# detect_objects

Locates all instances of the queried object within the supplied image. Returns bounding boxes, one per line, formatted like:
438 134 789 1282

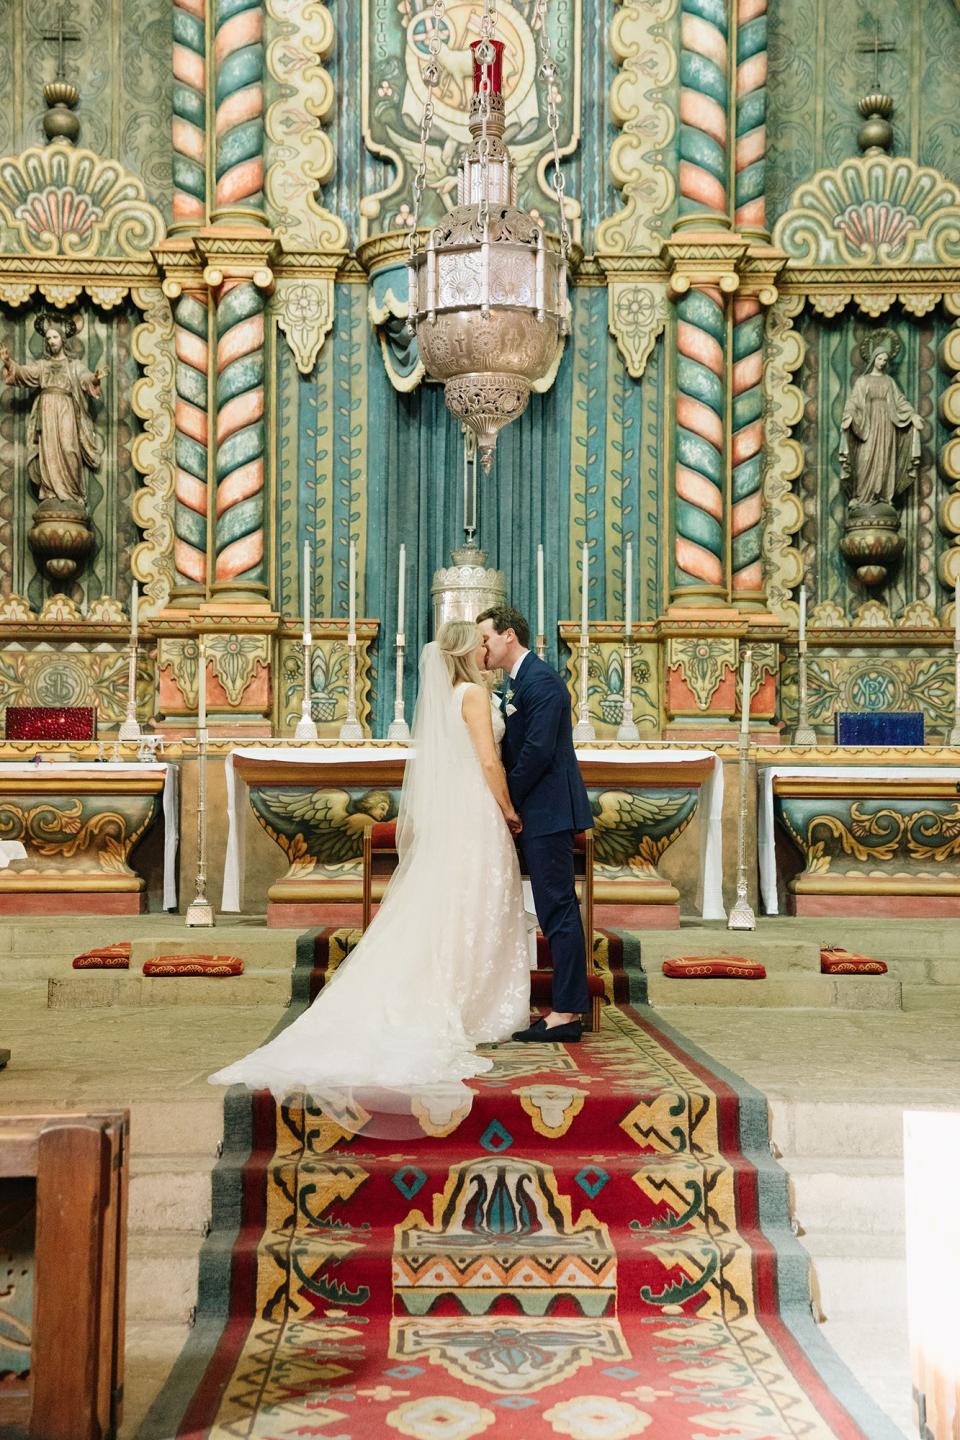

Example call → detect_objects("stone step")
127 1230 203 1324
129 1154 214 1235
769 1097 956 1160
785 1156 905 1237
817 1316 913 1440
47 971 293 1009
128 1097 226 1157
800 1229 906 1323
2 933 299 981
121 1321 193 1440
901 983 960 1012
644 972 902 1010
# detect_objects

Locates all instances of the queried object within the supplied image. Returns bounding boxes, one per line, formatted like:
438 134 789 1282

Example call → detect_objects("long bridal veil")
210 641 529 1139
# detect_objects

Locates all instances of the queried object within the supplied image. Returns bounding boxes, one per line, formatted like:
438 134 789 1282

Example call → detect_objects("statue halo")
859 328 902 366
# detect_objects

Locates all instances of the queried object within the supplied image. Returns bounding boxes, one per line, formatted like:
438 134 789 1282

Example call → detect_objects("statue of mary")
839 331 923 513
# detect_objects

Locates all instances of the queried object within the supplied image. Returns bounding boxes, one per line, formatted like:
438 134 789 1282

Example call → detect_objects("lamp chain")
408 0 446 258
475 0 497 236
532 0 569 260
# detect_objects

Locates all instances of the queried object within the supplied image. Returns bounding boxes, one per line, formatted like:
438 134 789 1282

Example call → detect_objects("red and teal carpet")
144 929 902 1440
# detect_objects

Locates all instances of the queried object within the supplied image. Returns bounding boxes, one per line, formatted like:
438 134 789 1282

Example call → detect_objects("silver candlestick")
616 635 641 742
572 639 596 744
185 724 214 927
728 646 756 931
949 647 960 746
118 637 142 741
294 638 319 741
339 634 364 742
536 632 546 661
387 632 411 741
793 637 818 746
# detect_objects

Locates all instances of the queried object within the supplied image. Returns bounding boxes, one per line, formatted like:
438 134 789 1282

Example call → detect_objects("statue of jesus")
0 314 108 509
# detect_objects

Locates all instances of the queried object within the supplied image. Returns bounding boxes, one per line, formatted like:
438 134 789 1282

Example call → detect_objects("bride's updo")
436 619 485 688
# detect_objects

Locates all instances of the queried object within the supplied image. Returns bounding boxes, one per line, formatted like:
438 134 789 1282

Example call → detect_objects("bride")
209 619 531 1103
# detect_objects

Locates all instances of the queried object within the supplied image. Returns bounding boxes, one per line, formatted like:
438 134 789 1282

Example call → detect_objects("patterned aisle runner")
145 938 900 1440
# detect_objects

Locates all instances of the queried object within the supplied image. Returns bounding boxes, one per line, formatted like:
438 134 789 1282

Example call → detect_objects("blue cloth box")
833 711 925 745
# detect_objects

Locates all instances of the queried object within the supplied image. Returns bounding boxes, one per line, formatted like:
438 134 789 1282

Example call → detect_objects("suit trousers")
520 829 589 1015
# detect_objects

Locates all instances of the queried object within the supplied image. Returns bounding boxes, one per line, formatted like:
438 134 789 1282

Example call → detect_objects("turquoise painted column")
672 284 727 601
173 289 210 597
678 0 730 225
735 0 768 235
212 0 265 223
171 0 206 228
731 296 765 604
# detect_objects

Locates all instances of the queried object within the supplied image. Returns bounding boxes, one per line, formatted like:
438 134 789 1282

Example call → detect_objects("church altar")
0 762 178 913
760 763 960 917
222 746 725 928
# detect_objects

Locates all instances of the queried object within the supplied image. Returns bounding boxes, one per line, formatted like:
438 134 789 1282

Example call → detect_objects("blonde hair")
436 618 484 687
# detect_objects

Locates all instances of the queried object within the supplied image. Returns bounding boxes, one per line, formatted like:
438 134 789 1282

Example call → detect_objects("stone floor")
4 912 959 1438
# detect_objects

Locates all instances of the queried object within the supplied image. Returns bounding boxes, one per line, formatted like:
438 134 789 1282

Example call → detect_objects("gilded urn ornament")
838 330 922 586
406 4 570 474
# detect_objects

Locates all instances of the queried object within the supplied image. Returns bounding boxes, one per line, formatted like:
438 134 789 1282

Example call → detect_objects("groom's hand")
505 807 523 834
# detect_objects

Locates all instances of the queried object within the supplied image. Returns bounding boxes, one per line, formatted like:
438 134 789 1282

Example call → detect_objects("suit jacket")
501 653 593 839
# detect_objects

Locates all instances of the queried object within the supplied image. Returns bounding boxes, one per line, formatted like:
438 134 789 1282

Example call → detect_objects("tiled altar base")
4 914 960 1438
789 892 960 918
268 901 682 929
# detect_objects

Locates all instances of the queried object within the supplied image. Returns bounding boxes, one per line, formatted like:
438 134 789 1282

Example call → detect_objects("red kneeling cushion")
820 946 888 975
143 954 245 977
662 955 766 979
370 821 398 849
72 942 131 970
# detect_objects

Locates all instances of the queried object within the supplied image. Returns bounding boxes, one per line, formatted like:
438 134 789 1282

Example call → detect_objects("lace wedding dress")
210 651 530 1106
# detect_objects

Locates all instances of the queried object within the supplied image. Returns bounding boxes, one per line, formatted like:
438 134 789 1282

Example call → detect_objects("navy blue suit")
501 653 593 1015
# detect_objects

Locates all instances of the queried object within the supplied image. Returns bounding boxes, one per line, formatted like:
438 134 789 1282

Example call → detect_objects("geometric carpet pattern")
144 932 900 1440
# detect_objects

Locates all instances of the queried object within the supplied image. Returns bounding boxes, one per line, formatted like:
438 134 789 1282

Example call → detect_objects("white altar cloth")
0 762 179 909
758 764 960 915
222 746 725 920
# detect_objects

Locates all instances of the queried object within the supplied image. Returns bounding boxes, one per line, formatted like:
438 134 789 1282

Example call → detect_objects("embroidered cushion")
820 946 888 975
142 954 244 977
662 955 766 979
72 942 131 970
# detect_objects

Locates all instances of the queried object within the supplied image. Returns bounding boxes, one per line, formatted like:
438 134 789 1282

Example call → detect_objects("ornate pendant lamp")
406 0 570 475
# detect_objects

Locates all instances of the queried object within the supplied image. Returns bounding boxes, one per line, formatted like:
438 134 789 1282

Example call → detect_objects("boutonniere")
504 686 517 716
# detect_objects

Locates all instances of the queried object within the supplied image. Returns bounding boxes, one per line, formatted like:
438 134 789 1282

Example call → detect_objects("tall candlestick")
397 544 406 637
740 648 752 736
197 639 206 731
348 539 357 638
624 543 633 635
580 541 589 639
302 541 311 645
537 543 545 640
130 580 138 643
799 583 806 646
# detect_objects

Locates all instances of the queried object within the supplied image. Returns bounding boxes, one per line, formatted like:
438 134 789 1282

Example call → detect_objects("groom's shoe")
512 1018 583 1043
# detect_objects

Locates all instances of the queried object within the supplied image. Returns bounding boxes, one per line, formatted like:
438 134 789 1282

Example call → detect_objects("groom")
478 605 593 1042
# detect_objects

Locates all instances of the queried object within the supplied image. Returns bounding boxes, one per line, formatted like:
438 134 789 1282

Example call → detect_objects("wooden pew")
0 1111 128 1440
362 823 601 1030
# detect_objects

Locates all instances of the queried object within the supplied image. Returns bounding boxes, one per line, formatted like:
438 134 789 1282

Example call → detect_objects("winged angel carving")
590 790 696 873
250 788 397 873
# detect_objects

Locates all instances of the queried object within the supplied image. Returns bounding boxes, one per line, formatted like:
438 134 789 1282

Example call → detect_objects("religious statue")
0 313 107 509
838 331 923 587
839 332 922 511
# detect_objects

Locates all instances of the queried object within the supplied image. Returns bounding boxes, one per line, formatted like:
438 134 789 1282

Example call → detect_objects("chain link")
408 0 447 259
475 0 498 235
532 0 570 260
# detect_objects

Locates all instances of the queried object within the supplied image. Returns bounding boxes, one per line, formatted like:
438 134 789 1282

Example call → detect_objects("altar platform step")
643 971 902 1009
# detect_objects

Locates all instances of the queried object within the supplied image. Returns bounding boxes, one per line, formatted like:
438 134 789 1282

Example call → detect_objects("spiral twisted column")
735 0 768 234
673 284 727 599
678 0 730 224
213 0 265 222
173 290 211 595
214 279 266 593
731 296 765 602
172 0 206 228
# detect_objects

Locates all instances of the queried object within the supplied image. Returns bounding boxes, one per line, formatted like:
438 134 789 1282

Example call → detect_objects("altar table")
222 746 725 926
760 764 960 917
0 762 178 913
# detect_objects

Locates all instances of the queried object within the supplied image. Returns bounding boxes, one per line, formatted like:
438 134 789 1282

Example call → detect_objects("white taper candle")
740 649 752 736
624 543 633 635
130 580 138 643
580 541 589 640
397 543 406 637
799 583 806 645
302 541 311 646
197 639 206 730
348 539 357 638
537 544 544 638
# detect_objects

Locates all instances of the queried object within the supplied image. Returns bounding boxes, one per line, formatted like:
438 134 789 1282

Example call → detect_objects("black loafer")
513 1020 583 1043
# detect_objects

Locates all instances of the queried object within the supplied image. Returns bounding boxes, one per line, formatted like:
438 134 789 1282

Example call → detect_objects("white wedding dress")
210 651 531 1108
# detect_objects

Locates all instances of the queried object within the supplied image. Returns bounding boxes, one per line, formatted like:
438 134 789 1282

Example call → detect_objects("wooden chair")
0 1111 128 1440
361 822 600 1029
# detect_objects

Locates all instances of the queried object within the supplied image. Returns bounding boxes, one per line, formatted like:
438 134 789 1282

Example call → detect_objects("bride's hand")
504 806 522 834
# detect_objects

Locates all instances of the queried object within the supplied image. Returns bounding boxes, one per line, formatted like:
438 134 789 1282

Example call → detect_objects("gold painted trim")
792 876 960 896
774 778 960 799
0 775 166 794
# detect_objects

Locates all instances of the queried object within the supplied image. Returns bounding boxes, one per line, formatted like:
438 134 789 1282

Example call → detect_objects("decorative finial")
41 4 82 144
857 93 894 156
